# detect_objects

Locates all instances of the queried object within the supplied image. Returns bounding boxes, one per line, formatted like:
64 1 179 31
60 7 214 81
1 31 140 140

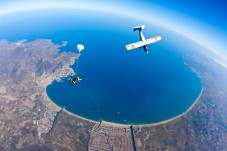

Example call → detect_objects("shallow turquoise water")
0 10 202 124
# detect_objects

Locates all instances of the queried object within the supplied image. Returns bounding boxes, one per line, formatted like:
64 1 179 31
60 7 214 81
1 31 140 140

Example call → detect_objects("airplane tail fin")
133 25 145 31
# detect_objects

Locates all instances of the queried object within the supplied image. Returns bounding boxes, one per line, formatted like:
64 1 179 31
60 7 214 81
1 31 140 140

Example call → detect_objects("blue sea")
0 10 202 124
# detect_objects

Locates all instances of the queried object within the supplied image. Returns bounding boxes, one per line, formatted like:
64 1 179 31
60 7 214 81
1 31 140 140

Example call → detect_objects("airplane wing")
145 36 162 45
126 41 145 50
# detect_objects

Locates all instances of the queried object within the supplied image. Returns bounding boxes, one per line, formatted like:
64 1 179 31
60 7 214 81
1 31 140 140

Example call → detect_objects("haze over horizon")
0 0 226 68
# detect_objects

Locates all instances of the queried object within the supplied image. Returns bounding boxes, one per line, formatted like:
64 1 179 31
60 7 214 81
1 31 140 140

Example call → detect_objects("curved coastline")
45 46 204 127
47 86 203 127
140 87 203 127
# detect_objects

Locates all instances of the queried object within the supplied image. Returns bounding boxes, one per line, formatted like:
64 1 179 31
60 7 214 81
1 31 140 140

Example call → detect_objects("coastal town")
0 39 227 150
88 121 134 151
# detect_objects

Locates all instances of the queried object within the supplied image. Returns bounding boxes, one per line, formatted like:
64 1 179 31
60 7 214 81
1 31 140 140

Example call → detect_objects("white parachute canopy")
77 44 84 53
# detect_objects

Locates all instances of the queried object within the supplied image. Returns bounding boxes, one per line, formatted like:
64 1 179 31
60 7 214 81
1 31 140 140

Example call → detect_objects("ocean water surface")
0 10 202 124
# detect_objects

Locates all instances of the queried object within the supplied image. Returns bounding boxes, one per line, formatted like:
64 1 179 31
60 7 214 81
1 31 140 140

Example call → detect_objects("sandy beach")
63 108 96 123
56 87 204 128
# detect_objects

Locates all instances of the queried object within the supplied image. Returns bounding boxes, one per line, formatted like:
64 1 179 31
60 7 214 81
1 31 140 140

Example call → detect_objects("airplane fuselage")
138 29 148 54
139 30 146 42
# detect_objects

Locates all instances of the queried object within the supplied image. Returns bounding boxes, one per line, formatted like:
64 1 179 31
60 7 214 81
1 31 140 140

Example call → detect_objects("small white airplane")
126 25 161 54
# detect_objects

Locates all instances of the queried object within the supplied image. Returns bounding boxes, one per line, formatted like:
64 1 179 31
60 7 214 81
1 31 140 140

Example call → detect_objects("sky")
142 0 227 32
0 0 227 67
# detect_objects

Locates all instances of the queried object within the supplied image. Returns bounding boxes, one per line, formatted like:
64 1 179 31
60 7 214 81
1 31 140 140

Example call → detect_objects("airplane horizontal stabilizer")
133 25 145 31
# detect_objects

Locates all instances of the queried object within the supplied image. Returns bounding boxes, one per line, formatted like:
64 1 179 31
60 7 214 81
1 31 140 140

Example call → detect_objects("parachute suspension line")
75 44 84 76
75 52 80 75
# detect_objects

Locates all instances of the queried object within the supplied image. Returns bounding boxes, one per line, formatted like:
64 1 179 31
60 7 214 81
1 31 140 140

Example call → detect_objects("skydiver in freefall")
69 77 82 84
